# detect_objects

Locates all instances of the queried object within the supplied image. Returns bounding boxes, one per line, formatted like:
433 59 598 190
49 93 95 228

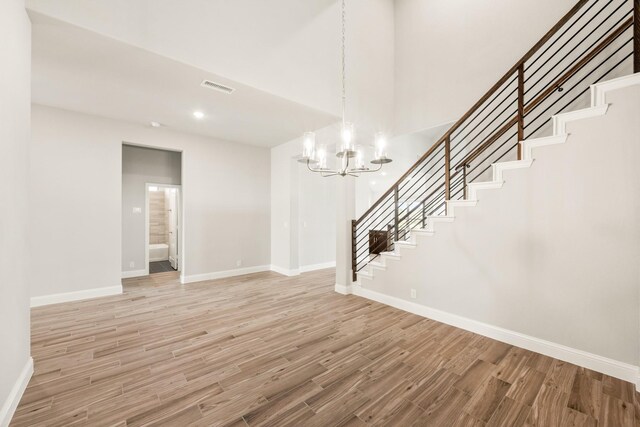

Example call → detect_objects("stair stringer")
353 73 640 383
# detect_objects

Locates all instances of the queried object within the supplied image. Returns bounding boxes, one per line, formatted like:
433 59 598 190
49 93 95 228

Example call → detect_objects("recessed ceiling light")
381 171 387 176
150 121 161 128
193 111 205 119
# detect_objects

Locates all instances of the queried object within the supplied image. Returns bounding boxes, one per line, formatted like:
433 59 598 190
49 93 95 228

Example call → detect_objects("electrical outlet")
410 289 417 299
132 207 142 214
129 261 135 268
236 260 242 267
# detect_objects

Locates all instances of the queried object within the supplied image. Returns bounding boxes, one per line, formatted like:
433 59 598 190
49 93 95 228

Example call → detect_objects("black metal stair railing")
352 0 638 281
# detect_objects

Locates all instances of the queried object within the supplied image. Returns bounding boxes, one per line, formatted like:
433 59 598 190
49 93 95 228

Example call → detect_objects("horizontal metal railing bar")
450 85 517 153
399 169 448 209
525 0 599 75
525 0 618 82
454 116 519 170
525 3 629 98
397 156 446 200
449 93 517 166
395 159 445 202
450 75 518 141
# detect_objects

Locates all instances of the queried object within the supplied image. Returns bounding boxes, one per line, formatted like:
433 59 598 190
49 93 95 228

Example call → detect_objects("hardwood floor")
12 269 639 426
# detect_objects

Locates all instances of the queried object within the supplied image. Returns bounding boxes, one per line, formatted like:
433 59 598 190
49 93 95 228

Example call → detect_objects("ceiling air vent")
201 80 235 94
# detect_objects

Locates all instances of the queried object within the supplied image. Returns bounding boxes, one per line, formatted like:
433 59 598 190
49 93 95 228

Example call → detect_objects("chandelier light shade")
372 132 392 164
299 0 392 177
301 132 316 161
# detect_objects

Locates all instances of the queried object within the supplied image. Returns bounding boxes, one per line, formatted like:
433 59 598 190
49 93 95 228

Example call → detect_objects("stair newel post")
635 0 639 73
421 202 426 228
351 219 357 282
517 64 525 160
393 187 399 242
444 136 451 214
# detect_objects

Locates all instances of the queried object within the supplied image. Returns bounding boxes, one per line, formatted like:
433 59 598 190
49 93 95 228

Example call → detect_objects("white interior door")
168 188 179 270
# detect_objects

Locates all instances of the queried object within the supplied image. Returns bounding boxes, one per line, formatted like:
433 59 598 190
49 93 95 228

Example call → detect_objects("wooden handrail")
355 0 590 225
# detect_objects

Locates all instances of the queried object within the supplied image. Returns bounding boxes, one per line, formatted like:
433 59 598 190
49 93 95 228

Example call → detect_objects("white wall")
0 0 32 423
270 125 338 274
361 83 640 368
394 0 576 135
122 145 181 273
30 105 270 298
26 0 395 132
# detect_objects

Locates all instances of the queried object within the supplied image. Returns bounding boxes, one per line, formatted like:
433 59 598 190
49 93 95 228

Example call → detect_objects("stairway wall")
363 84 640 367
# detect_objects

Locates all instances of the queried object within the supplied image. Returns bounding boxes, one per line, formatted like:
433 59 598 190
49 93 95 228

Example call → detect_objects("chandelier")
298 0 392 177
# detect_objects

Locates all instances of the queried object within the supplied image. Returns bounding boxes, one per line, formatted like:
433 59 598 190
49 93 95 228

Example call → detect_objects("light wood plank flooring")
12 269 639 426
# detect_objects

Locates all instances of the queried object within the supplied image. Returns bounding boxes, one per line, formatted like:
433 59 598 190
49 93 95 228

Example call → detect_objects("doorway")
146 183 182 275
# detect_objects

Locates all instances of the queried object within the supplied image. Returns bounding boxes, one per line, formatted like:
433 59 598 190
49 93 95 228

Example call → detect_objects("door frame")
145 183 183 274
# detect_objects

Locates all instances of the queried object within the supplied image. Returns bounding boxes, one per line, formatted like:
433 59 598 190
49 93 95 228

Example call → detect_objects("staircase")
349 0 640 386
352 0 639 280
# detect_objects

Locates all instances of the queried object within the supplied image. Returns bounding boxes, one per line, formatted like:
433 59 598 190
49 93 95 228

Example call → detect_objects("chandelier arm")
307 158 329 173
350 163 383 174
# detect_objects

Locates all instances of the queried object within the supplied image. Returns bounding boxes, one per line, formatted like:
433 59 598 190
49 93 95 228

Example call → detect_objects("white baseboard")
30 285 123 308
270 265 300 277
334 283 352 295
300 261 336 273
181 265 271 284
121 269 148 279
0 357 33 427
270 262 336 277
149 257 168 263
353 286 639 385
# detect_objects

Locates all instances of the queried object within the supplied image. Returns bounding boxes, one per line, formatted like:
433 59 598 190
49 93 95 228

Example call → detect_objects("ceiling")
30 12 339 147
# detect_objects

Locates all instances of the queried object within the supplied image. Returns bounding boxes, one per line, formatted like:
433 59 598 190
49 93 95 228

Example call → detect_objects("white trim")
121 269 148 279
353 286 639 384
30 285 123 308
334 283 352 295
269 265 300 277
552 104 608 135
300 261 336 273
591 72 640 107
0 357 33 427
180 265 271 284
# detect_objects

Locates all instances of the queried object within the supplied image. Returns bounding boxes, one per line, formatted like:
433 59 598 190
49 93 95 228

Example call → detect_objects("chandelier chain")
341 0 346 126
